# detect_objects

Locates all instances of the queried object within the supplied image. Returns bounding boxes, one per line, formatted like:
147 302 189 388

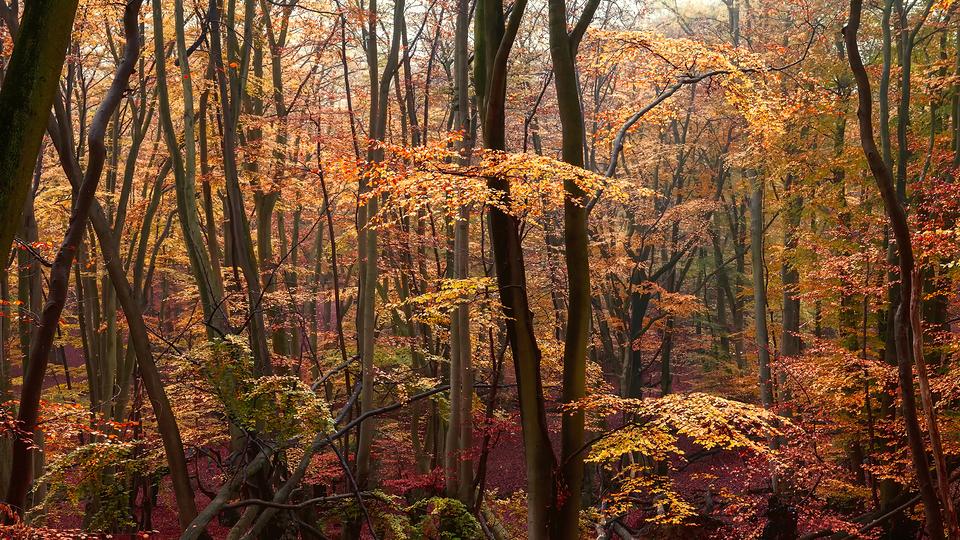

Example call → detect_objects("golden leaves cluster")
367 137 632 227
580 392 789 524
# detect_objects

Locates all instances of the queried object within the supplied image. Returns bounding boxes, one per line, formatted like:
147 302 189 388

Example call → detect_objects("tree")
843 0 955 536
547 0 600 535
0 0 80 264
5 0 143 516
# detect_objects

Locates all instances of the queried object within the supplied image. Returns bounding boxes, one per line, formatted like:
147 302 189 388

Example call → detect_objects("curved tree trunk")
476 0 557 536
151 0 230 335
6 0 142 515
843 3 946 537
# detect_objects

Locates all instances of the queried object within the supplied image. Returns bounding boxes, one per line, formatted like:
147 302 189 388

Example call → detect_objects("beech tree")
0 0 79 264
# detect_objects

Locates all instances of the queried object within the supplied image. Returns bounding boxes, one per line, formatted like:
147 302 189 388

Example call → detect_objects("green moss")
407 497 483 540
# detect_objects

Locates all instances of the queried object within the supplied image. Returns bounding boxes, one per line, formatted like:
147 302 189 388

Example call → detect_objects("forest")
0 0 958 537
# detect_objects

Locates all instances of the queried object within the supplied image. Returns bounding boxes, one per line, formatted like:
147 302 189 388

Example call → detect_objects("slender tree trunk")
476 0 556 536
547 0 600 535
198 74 226 307
0 269 10 496
209 0 272 376
355 0 405 506
843 4 946 537
446 0 474 503
780 176 801 409
152 0 229 335
953 27 959 166
750 176 773 409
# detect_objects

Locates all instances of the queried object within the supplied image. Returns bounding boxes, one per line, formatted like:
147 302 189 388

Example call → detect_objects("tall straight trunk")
399 16 422 147
859 7 903 516
750 178 773 408
953 27 959 166
15 166 45 507
280 210 302 358
660 316 675 395
894 0 910 200
723 201 748 369
446 0 474 503
247 33 286 359
152 0 229 334
453 210 474 503
100 274 119 419
0 269 10 496
355 0 406 495
712 233 737 366
879 0 894 172
547 0 599 536
209 0 272 376
445 214 466 495
476 0 557 536
843 3 946 537
198 74 226 300
0 0 79 263
780 176 801 409
260 0 296 357
6 0 142 514
77 244 101 411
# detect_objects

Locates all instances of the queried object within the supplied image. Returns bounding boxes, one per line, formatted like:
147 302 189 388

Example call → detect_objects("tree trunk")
547 0 599 534
209 0 272 376
780 176 801 409
446 0 475 503
476 0 556 536
843 3 946 537
6 0 142 515
355 0 405 504
0 0 80 263
152 0 229 335
750 177 773 409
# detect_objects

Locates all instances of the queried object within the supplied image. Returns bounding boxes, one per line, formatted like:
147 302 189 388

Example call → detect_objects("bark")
355 0 405 500
476 0 557 536
910 271 959 536
0 269 10 495
547 0 600 535
208 0 272 376
198 73 226 317
16 163 45 507
6 0 142 514
152 0 229 334
750 177 773 409
780 178 801 366
954 27 959 166
260 1 296 358
780 176 801 412
446 0 475 503
843 3 946 537
0 0 79 263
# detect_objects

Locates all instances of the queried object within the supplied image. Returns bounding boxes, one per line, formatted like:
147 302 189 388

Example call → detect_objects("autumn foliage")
0 0 958 538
